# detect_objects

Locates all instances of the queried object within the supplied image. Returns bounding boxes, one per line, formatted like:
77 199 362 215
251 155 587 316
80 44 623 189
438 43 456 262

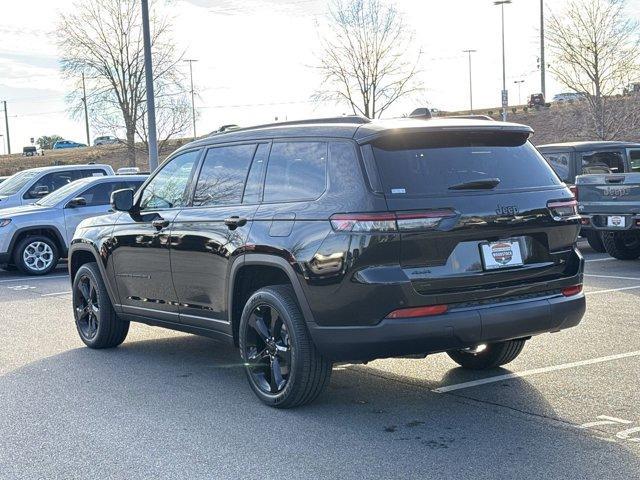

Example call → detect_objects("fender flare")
68 242 121 311
8 225 68 258
228 253 317 332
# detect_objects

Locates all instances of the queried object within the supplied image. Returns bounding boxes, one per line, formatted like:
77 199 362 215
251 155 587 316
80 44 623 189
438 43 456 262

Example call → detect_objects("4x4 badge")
496 204 519 216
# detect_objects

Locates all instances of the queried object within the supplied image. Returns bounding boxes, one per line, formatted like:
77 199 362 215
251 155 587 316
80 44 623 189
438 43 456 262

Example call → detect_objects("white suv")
0 164 114 210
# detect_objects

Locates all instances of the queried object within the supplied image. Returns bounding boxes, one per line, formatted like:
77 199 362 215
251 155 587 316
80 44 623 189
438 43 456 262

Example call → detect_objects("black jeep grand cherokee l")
69 116 585 408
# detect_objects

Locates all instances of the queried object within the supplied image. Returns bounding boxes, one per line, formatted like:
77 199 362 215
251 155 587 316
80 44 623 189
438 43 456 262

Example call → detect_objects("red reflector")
547 199 577 209
580 217 590 225
386 304 448 319
562 285 583 297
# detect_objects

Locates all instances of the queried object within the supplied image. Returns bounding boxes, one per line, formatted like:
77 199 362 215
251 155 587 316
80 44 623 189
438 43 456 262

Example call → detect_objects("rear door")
369 129 579 302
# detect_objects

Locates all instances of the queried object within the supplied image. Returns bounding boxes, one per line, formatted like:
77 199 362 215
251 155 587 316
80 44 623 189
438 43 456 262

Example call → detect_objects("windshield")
0 170 39 196
35 179 89 207
372 131 561 196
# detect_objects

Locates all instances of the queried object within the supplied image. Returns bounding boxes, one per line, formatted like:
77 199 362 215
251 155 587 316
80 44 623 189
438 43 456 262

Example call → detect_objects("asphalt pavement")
0 243 639 479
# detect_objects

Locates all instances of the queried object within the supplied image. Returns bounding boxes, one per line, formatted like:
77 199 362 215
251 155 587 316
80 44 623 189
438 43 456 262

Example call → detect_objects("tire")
239 285 332 408
13 235 60 275
72 262 129 348
602 231 640 260
447 339 526 370
585 230 606 253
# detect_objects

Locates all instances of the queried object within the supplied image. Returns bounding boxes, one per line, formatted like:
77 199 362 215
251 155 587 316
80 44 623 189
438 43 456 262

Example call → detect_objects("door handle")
224 216 247 230
152 218 170 230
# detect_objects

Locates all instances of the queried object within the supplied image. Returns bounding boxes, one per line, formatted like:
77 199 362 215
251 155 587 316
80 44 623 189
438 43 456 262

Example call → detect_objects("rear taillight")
569 185 578 201
547 199 578 220
386 304 448 319
561 285 583 297
330 210 456 233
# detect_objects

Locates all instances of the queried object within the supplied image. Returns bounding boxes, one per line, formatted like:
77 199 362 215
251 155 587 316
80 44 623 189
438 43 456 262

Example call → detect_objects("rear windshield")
371 131 561 196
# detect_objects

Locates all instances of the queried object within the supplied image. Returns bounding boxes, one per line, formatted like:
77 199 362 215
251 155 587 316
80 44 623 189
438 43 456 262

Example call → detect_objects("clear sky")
1 0 639 150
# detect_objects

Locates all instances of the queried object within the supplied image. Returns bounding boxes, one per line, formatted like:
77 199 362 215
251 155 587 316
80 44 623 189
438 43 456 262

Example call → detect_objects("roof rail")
443 115 495 121
210 115 371 136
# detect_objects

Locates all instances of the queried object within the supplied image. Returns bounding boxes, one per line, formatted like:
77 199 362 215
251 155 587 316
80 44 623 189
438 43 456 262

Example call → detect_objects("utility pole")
81 73 91 146
141 0 159 171
2 101 10 155
463 49 477 112
184 59 198 139
494 0 512 121
514 79 525 105
540 0 546 98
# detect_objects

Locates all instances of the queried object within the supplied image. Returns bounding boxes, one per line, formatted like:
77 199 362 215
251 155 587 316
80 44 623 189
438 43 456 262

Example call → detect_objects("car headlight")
0 219 11 227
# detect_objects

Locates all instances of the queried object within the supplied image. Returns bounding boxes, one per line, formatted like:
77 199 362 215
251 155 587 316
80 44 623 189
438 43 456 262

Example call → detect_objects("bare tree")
314 0 422 118
56 0 189 166
547 0 640 139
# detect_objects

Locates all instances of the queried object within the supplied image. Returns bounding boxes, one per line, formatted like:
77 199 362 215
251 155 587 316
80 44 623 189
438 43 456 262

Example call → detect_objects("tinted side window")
25 170 80 198
79 181 143 207
242 143 269 204
193 144 255 207
543 153 570 181
139 150 199 210
629 149 640 172
263 142 327 202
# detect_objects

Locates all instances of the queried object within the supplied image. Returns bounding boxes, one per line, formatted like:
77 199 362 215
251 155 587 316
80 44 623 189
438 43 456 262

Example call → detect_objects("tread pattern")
585 230 606 253
602 232 640 260
240 285 332 408
447 339 526 370
74 262 129 349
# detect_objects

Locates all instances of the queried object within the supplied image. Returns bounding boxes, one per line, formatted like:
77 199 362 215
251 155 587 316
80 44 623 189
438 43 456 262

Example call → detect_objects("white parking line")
585 274 640 281
585 285 640 295
585 257 617 263
0 274 68 283
40 291 72 297
432 350 640 394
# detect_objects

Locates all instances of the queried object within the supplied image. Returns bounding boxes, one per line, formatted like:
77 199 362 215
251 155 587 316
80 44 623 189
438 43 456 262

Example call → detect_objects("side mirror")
67 197 87 208
29 186 49 197
111 188 134 212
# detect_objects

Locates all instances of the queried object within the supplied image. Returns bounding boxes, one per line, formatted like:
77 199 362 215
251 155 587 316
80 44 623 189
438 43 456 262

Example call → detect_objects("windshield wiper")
448 178 501 190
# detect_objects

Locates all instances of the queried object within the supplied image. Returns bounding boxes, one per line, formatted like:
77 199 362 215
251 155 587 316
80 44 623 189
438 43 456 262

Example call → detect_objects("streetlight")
514 79 525 105
540 0 546 98
494 0 512 121
183 59 198 139
462 49 477 112
141 0 158 171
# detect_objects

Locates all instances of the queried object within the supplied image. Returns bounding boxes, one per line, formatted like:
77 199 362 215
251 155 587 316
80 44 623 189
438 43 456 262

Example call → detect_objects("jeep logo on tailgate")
496 204 519 216
602 186 630 197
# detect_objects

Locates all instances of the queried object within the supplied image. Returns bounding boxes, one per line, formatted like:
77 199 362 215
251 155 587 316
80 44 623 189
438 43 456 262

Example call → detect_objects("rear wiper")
448 178 501 190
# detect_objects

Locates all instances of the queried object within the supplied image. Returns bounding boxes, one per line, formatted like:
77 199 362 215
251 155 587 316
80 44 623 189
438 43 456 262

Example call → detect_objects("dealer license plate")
480 239 524 270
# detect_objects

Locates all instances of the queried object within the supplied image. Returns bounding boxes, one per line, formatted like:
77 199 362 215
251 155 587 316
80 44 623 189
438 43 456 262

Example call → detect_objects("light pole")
184 59 198 139
141 0 158 171
494 0 512 121
514 79 525 105
540 0 546 98
462 49 477 112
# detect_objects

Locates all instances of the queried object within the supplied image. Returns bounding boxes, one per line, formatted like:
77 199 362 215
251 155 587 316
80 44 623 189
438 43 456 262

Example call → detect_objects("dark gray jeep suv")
68 116 586 408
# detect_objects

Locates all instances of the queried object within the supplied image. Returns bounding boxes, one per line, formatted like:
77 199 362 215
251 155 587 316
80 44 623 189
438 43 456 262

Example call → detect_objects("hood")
0 203 56 220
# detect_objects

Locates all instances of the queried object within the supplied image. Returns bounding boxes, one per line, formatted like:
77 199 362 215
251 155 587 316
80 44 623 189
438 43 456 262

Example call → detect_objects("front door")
110 150 200 322
171 142 268 330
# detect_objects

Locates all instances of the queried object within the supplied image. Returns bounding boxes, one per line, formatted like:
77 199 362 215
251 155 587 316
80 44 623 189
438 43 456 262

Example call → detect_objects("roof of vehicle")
13 164 114 174
179 116 534 152
71 174 148 186
538 141 640 151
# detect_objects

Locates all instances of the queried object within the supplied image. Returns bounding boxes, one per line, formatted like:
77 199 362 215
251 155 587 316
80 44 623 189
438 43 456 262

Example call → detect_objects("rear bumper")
580 214 640 231
308 293 586 362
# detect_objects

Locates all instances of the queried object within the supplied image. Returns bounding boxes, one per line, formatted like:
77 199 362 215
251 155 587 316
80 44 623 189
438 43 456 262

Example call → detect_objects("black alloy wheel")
243 303 292 394
74 274 100 341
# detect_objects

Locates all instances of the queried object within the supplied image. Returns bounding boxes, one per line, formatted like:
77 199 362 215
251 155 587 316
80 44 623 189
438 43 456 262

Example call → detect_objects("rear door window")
372 131 561 196
581 151 625 174
628 149 640 172
192 144 256 207
542 152 570 182
263 142 327 202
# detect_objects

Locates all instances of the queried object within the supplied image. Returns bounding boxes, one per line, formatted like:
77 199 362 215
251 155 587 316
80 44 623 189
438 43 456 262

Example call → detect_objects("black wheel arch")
68 243 121 312
8 226 68 259
229 254 318 346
